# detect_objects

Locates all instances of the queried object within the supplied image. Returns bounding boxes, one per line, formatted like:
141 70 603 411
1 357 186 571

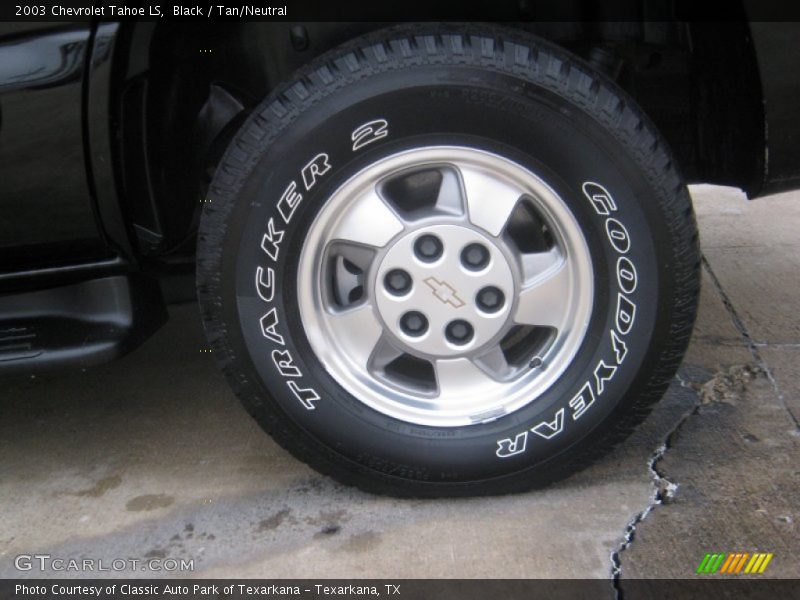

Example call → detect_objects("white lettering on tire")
568 382 596 421
496 180 640 458
351 119 389 152
301 153 332 191
255 266 275 303
495 431 528 458
581 181 617 215
531 408 565 440
260 219 285 262
253 151 333 410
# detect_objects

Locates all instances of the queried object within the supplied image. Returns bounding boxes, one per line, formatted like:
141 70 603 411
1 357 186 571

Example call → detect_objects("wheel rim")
297 146 593 427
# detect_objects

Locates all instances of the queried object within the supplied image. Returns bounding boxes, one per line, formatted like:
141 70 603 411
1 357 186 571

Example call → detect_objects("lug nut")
476 286 505 313
461 243 490 271
384 269 412 295
414 234 443 262
445 319 474 345
400 311 428 337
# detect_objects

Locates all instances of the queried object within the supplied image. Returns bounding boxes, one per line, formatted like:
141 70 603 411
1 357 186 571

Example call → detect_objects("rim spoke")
434 356 498 399
332 187 404 247
514 260 571 329
460 165 523 236
368 335 406 372
520 248 563 284
326 303 383 369
474 344 513 380
434 167 466 216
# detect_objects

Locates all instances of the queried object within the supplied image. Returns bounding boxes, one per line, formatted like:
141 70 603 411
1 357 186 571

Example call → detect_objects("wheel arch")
109 12 765 262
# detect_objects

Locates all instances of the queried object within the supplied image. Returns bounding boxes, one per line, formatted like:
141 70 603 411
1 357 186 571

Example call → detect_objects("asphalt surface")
0 185 798 587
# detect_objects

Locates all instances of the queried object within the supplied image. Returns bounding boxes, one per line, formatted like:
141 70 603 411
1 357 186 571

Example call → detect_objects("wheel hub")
374 224 515 358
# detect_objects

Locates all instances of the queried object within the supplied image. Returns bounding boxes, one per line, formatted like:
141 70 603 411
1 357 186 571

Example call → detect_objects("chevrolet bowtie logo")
423 277 465 308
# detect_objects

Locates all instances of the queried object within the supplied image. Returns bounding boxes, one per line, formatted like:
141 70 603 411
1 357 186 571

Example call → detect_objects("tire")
197 24 700 497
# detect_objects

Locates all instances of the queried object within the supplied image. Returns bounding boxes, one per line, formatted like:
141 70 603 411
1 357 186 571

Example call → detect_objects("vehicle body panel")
0 23 107 272
746 21 800 194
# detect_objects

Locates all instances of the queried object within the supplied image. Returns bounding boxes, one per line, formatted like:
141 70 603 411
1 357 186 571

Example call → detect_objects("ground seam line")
701 255 800 431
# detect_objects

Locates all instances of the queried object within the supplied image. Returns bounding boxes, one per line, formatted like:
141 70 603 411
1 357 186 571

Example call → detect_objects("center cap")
374 224 515 358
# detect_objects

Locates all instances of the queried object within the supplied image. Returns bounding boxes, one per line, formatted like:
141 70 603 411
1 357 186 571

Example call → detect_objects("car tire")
197 24 700 497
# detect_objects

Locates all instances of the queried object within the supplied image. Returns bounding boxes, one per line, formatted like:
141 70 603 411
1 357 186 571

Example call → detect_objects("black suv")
1 14 797 496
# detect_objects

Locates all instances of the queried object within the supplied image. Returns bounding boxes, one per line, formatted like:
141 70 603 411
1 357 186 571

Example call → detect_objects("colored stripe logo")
697 552 773 574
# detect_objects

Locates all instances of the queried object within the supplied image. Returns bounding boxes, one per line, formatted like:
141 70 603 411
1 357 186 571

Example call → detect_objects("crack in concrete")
609 375 696 599
611 252 798 596
611 364 771 594
701 256 800 432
